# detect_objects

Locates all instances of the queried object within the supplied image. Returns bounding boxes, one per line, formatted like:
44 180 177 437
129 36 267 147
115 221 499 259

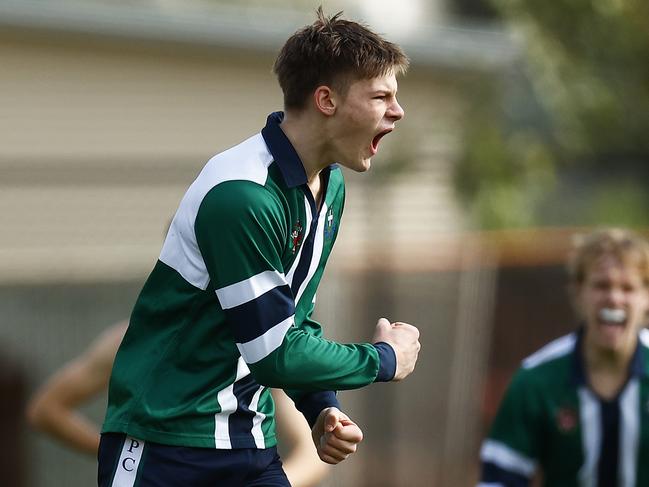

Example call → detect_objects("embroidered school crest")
290 220 304 254
324 207 337 241
555 407 578 433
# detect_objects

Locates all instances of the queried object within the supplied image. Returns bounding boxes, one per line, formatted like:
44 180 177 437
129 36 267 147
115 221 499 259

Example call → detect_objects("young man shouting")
99 8 420 487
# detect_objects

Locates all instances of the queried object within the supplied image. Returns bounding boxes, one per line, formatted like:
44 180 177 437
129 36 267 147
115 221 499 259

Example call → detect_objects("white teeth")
599 308 626 323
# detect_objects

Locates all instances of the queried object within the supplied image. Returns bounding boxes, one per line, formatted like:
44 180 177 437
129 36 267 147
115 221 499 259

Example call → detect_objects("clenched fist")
311 407 363 465
372 318 420 381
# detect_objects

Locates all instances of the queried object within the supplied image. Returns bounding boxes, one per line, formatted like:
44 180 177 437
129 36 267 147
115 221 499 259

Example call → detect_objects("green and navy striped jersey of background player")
102 112 395 450
479 327 649 487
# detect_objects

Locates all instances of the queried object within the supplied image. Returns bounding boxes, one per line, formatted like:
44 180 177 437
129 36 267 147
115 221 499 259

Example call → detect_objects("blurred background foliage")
455 0 649 229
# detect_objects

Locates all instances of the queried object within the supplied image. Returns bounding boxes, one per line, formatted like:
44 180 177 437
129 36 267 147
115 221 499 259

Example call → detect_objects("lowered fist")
311 407 363 465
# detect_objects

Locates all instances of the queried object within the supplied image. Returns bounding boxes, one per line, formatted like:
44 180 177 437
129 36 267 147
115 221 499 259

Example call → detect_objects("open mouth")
371 129 392 154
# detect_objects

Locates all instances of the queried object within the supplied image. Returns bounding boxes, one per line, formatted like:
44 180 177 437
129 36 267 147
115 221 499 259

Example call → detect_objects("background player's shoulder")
521 332 577 371
507 334 577 396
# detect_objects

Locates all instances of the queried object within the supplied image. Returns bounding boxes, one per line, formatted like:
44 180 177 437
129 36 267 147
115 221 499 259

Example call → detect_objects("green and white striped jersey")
479 328 649 487
102 112 395 450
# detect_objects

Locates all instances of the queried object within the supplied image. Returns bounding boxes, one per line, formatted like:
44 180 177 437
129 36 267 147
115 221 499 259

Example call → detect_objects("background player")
479 228 649 486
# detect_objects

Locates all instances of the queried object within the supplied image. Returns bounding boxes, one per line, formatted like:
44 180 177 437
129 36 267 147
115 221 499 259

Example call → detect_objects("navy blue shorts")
98 433 290 487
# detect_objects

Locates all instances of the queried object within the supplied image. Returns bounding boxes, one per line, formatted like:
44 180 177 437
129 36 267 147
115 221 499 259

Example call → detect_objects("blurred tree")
498 0 649 155
455 0 649 229
449 0 499 21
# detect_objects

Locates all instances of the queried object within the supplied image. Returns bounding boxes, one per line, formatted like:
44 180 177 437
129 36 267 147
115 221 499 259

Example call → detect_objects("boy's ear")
313 86 337 116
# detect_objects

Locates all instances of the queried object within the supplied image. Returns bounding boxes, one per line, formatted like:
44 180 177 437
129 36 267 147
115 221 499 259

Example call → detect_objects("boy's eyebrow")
371 88 397 96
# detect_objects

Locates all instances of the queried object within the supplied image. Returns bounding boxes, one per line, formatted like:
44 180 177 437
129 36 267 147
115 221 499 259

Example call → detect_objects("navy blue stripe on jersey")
290 217 319 297
288 167 331 298
481 462 530 487
598 399 620 486
226 284 294 343
629 339 645 376
229 375 261 449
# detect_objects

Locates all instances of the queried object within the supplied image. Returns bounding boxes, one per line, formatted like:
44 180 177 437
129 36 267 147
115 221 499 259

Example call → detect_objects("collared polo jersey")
479 328 649 487
102 112 395 450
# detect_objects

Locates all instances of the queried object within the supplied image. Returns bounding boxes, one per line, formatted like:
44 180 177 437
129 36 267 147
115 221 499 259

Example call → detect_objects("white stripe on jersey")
160 216 211 291
522 333 576 370
236 315 294 364
619 379 640 487
215 269 288 309
249 387 268 449
480 439 536 478
160 133 273 290
292 201 328 306
577 387 601 487
214 358 250 448
111 436 145 487
477 483 505 487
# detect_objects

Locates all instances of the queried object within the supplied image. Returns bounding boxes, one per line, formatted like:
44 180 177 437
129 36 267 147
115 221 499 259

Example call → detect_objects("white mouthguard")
599 308 626 323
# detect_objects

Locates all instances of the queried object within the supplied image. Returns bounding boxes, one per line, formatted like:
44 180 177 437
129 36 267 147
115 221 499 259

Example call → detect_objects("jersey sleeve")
195 181 387 406
280 304 339 419
478 368 542 487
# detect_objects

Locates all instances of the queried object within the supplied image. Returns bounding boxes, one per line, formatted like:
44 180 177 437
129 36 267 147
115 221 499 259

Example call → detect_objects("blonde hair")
568 228 649 286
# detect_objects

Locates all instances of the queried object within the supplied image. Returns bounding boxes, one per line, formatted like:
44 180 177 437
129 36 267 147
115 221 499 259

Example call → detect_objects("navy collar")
571 326 647 387
261 112 308 188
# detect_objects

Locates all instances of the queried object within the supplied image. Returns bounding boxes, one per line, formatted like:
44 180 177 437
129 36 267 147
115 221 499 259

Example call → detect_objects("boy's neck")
280 111 330 187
